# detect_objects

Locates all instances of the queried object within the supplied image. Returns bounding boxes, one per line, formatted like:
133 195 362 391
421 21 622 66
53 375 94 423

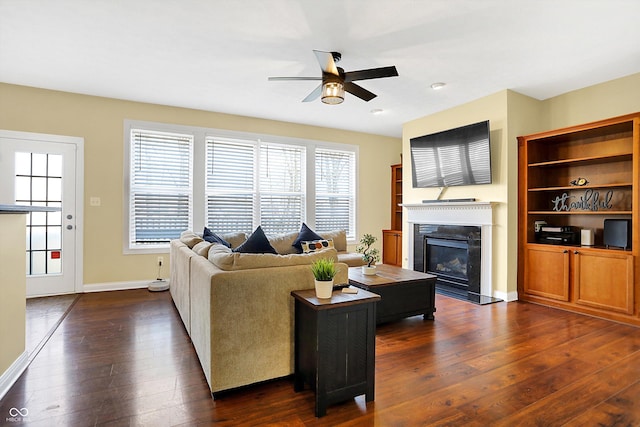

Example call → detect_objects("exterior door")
0 130 83 297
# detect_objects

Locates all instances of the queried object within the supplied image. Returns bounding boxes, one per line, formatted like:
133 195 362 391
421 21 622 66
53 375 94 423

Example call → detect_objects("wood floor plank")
2 290 639 426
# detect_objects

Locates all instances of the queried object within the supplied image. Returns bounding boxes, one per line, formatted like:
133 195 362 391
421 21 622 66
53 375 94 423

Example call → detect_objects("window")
315 148 356 234
127 129 193 250
206 138 306 235
124 120 357 252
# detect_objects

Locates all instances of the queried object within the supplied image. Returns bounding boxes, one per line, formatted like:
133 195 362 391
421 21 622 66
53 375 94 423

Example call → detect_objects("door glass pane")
31 227 46 250
32 153 47 175
15 152 31 175
48 155 62 176
47 177 62 200
47 252 62 274
15 176 31 201
31 177 47 201
48 211 62 225
48 226 61 249
31 211 47 226
31 252 46 275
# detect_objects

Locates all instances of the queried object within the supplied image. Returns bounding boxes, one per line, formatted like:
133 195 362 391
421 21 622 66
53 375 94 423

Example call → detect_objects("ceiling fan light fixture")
321 81 345 105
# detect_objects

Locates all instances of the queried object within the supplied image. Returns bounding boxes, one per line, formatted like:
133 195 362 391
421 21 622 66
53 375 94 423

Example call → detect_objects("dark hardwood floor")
25 294 78 360
2 289 640 426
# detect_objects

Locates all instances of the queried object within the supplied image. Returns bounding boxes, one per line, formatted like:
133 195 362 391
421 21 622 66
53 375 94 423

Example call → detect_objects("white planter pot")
362 265 377 275
314 279 334 299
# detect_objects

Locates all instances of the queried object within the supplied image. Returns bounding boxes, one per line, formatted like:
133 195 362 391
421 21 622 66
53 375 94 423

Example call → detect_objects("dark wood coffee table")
348 264 437 324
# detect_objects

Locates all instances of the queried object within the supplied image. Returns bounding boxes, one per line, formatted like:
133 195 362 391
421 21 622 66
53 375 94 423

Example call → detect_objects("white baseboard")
83 280 151 293
494 290 519 302
0 351 28 401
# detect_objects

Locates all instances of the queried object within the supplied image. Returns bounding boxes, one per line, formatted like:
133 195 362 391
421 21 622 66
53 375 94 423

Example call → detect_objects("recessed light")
370 108 384 115
430 82 446 90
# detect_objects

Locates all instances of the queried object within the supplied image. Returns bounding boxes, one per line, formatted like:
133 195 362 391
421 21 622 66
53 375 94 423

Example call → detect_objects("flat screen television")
410 120 492 188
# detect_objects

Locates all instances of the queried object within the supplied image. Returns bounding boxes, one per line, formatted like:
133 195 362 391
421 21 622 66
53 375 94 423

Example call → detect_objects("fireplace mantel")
403 201 495 298
402 202 494 225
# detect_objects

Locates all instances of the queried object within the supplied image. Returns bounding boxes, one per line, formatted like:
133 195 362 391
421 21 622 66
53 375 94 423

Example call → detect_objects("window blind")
259 143 305 234
125 121 358 250
206 139 305 235
315 148 355 238
206 138 255 233
129 130 192 246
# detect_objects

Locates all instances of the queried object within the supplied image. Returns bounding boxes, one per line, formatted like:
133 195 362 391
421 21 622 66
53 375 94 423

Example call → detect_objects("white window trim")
123 119 359 254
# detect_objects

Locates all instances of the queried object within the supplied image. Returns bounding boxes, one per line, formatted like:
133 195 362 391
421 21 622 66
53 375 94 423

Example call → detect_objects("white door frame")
0 129 84 294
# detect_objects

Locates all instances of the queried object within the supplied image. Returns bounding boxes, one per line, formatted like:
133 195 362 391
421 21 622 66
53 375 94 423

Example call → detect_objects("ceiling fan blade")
268 76 321 81
344 82 377 102
302 84 322 102
344 66 398 82
313 50 339 76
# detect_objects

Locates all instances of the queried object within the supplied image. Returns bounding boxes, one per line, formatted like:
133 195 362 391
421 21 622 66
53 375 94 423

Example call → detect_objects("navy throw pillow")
203 227 231 248
292 223 323 253
233 226 277 254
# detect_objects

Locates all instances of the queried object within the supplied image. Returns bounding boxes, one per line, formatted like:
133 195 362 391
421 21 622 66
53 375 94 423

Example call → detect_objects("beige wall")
544 72 640 130
0 83 401 285
403 72 640 300
0 214 27 376
403 91 514 298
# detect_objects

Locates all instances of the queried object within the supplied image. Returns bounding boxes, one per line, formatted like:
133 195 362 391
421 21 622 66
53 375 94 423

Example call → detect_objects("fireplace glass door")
425 238 469 285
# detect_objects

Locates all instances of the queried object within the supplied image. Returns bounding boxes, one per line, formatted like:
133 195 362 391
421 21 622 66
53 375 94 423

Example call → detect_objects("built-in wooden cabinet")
518 113 640 326
524 245 570 301
383 164 402 266
382 230 402 266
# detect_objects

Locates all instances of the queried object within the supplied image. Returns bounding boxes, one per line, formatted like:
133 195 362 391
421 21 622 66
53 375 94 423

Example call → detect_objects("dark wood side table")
348 264 437 324
291 288 380 417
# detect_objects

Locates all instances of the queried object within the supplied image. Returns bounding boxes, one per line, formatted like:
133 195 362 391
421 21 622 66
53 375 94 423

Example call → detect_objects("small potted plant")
356 233 380 275
310 257 337 299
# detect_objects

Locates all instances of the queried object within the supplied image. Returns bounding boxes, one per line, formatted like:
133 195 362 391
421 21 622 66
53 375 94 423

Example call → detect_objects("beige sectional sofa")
169 229 363 395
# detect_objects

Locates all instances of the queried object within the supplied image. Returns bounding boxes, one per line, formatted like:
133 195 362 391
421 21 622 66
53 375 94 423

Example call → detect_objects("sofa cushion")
320 230 347 252
209 245 338 271
192 241 214 257
219 232 248 249
267 231 299 255
337 251 367 267
292 223 323 253
301 239 334 253
233 226 277 254
203 227 231 247
180 230 204 248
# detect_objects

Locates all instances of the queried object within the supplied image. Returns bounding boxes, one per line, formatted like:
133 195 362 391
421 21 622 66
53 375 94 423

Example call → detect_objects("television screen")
410 120 492 188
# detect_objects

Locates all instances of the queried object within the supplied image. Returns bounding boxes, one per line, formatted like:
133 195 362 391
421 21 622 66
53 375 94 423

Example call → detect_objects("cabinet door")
394 233 402 266
382 231 399 266
574 250 634 314
524 245 570 301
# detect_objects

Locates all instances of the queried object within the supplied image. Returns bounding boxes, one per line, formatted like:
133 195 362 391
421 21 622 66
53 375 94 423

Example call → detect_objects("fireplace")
415 224 487 302
404 201 501 305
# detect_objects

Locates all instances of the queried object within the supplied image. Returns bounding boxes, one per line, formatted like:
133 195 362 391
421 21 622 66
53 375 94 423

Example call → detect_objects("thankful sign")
551 189 614 212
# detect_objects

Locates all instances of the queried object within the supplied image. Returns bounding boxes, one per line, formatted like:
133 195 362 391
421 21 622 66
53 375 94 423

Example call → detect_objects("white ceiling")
2 0 640 138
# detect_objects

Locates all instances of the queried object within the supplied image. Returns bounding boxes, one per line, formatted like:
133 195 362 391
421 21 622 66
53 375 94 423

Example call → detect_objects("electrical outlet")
157 256 164 267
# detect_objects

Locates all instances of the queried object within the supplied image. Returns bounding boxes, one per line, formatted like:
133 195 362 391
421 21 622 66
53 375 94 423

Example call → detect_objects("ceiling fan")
268 50 398 105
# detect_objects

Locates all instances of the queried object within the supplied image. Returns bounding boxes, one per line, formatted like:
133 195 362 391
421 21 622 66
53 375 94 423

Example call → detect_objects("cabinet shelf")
528 153 632 168
528 183 632 192
528 210 632 215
